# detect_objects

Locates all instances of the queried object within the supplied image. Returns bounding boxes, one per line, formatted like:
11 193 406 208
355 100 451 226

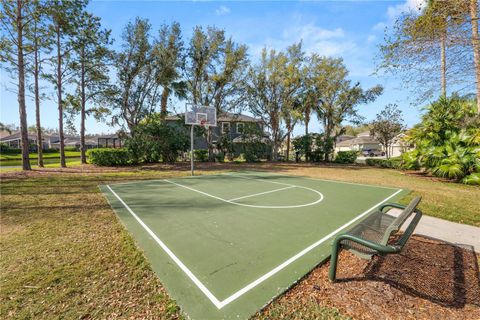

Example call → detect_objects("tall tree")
246 45 302 160
26 1 52 167
152 22 185 120
70 11 112 164
309 55 383 160
0 0 35 170
186 26 248 160
379 0 474 102
370 104 405 159
46 0 87 167
111 18 160 134
470 0 480 113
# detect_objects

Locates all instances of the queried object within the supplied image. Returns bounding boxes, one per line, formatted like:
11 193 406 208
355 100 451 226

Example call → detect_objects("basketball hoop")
185 103 217 176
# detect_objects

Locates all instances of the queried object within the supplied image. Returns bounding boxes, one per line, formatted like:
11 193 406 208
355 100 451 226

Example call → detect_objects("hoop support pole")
190 125 194 176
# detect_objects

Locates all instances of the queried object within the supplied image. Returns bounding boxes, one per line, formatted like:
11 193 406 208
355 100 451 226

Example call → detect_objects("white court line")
105 181 403 309
227 186 295 201
105 185 223 309
228 171 400 190
164 179 324 209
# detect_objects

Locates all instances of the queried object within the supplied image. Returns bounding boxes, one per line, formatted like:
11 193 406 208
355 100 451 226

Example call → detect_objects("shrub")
0 143 21 154
334 151 358 164
366 157 402 169
292 133 333 162
402 96 479 182
43 148 59 153
215 152 225 163
462 172 480 185
194 150 208 162
64 146 78 152
87 148 132 166
238 124 268 162
125 115 189 164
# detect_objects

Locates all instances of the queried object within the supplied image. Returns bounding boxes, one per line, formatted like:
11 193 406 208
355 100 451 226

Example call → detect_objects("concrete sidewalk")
389 208 480 253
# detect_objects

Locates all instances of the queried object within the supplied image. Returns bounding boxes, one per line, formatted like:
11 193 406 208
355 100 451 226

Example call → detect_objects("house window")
222 122 230 134
236 123 244 134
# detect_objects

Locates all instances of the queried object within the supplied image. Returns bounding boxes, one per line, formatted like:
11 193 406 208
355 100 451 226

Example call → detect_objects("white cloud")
255 23 354 57
215 5 230 16
386 0 427 21
367 34 376 44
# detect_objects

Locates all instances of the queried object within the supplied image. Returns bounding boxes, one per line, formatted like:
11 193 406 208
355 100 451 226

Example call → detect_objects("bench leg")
329 238 342 282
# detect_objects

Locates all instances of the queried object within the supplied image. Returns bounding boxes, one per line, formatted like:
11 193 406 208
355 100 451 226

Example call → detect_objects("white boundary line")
164 179 324 209
228 186 294 201
229 171 400 190
105 180 403 309
105 185 223 309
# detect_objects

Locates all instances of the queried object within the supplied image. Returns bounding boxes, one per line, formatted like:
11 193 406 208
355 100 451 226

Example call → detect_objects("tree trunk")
471 0 480 113
34 29 43 167
286 131 291 162
56 27 66 168
16 0 31 171
440 33 447 97
160 87 169 120
207 127 214 162
80 50 87 164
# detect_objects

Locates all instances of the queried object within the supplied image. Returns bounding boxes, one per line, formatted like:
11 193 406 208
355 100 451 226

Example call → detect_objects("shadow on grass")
337 236 480 308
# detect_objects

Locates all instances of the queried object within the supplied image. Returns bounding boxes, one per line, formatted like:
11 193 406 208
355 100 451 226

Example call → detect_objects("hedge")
87 148 133 166
0 143 21 154
334 151 358 164
194 150 209 162
365 157 402 169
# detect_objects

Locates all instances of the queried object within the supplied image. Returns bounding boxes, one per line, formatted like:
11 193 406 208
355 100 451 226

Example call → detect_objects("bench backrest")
380 196 422 245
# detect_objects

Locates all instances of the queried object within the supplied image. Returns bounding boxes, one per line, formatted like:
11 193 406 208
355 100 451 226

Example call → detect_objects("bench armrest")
329 233 400 281
379 202 406 213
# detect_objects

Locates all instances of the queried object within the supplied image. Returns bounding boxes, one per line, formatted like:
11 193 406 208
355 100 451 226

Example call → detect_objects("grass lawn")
1 163 478 319
0 151 81 161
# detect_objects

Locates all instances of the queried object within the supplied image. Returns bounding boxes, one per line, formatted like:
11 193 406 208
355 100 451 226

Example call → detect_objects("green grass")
1 163 478 319
0 151 81 161
0 158 82 167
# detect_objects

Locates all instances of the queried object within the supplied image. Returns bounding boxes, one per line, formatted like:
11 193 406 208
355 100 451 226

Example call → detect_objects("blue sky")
0 0 428 136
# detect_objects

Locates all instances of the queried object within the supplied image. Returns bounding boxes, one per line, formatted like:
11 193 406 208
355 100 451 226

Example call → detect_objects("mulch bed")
261 235 480 319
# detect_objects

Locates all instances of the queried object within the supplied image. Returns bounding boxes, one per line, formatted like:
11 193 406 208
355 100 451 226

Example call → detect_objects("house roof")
336 135 380 147
166 112 261 123
0 132 38 141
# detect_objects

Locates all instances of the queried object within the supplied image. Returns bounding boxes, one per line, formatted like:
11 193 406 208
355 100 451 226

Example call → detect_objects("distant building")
335 131 382 153
97 134 123 148
166 112 267 151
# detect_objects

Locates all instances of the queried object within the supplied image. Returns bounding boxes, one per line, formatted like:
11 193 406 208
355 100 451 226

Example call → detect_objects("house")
165 112 267 151
0 132 50 151
335 131 414 157
335 131 382 153
388 133 414 157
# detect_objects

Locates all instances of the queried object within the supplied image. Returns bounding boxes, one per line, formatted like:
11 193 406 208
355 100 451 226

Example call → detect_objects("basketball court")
100 171 406 319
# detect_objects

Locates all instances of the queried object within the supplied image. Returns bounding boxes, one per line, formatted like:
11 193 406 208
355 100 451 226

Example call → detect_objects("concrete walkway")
389 208 480 253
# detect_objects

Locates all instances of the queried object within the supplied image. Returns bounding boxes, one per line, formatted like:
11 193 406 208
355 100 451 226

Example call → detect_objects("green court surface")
100 171 406 320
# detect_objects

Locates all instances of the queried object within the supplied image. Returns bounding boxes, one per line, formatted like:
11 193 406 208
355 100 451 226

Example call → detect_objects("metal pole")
190 124 194 176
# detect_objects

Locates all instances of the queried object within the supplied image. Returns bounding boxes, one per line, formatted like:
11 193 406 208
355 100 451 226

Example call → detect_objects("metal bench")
329 196 423 281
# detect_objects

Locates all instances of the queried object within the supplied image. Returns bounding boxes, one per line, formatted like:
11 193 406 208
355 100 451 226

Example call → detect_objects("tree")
110 18 161 134
309 55 383 160
470 0 480 113
26 1 52 167
379 0 474 103
46 0 87 167
186 26 248 160
152 22 186 119
0 0 35 170
370 104 405 159
69 11 112 164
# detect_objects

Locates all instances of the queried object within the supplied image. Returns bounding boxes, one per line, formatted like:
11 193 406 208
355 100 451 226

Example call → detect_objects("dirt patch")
259 235 480 320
